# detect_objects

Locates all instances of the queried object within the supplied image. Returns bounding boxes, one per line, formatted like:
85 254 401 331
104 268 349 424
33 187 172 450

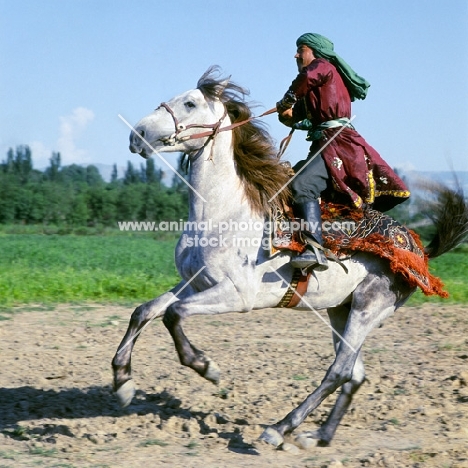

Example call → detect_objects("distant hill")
402 170 468 195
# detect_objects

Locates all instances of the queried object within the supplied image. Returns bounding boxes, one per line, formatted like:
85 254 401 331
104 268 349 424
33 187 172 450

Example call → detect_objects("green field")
0 230 467 315
408 243 468 305
0 231 180 311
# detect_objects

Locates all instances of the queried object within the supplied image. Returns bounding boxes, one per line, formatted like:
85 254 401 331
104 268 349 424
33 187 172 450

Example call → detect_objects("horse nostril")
131 129 145 143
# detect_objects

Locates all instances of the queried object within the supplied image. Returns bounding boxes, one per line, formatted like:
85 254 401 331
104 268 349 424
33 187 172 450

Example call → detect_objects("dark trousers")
291 154 329 204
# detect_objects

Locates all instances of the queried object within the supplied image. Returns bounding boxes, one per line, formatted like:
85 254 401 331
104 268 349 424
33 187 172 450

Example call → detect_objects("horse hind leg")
260 341 363 449
309 352 365 446
296 305 366 447
260 271 408 447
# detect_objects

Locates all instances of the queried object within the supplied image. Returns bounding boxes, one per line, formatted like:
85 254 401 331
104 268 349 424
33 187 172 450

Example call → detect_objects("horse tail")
423 180 468 258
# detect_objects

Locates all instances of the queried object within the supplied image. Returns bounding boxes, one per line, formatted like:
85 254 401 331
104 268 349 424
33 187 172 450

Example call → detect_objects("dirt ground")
0 302 467 468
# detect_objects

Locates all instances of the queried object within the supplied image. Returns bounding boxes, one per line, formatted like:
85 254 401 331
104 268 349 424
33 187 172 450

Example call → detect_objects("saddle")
271 202 448 299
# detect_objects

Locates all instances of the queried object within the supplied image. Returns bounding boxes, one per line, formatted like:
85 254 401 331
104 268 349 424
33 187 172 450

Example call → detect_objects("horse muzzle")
129 128 149 156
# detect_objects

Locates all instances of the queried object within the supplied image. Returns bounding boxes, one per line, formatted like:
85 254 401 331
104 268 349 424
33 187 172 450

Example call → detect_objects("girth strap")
276 268 311 308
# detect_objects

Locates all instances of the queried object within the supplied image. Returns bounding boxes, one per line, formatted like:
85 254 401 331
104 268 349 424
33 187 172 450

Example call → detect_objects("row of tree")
0 146 188 226
1 145 444 238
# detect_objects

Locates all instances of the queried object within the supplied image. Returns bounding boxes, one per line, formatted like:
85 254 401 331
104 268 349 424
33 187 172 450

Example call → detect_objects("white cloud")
23 107 95 169
56 107 95 165
28 141 52 169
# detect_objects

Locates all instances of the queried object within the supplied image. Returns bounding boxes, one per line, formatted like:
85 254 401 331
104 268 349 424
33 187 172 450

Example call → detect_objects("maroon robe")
287 58 410 211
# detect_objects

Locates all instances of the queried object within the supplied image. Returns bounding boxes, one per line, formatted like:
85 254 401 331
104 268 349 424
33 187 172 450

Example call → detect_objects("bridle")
156 101 294 161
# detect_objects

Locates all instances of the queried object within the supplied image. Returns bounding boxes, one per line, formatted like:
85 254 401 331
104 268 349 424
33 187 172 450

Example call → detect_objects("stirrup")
291 245 328 271
312 245 329 271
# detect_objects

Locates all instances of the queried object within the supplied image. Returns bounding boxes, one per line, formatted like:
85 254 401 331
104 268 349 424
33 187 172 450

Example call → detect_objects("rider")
276 33 410 270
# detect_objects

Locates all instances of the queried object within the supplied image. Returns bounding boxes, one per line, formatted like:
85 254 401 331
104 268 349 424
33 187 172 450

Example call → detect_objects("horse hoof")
296 431 329 448
115 380 136 408
204 359 220 384
259 427 284 447
295 433 319 450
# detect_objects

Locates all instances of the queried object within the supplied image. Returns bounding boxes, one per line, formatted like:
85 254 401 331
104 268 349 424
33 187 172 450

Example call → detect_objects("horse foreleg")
163 310 221 384
112 282 188 406
163 278 251 384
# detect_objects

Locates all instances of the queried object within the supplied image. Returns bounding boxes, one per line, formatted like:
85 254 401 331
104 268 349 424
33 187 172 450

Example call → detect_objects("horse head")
129 70 230 158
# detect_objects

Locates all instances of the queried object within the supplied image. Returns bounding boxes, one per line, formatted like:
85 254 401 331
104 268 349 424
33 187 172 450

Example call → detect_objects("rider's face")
295 45 315 72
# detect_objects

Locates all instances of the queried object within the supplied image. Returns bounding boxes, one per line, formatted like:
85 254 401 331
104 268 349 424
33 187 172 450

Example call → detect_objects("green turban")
296 33 370 101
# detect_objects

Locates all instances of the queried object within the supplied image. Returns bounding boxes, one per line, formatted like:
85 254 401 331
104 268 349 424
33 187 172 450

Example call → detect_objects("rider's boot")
290 200 329 271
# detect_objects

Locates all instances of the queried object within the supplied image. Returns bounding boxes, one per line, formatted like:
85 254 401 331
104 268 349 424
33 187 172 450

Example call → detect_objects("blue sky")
1 0 467 178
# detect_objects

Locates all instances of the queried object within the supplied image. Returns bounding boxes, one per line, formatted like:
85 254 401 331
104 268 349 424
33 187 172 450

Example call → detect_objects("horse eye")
185 101 196 109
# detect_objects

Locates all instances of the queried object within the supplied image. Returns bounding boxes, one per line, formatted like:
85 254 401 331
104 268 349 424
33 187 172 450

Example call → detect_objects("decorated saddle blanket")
271 203 447 298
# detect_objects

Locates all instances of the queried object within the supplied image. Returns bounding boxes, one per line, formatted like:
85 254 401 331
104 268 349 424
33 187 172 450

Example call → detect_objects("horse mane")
197 66 291 215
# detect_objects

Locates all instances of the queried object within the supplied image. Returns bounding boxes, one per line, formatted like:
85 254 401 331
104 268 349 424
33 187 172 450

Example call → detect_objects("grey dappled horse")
112 67 468 448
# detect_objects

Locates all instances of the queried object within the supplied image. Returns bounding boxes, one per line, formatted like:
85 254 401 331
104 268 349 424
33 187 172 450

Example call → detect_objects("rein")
189 106 278 140
158 102 294 160
159 102 277 146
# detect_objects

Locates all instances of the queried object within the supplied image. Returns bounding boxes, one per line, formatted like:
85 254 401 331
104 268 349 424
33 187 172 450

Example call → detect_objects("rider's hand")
278 108 294 127
276 90 297 114
279 108 293 119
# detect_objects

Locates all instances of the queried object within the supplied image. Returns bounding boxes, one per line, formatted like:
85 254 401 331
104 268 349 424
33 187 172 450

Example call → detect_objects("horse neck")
187 132 256 223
